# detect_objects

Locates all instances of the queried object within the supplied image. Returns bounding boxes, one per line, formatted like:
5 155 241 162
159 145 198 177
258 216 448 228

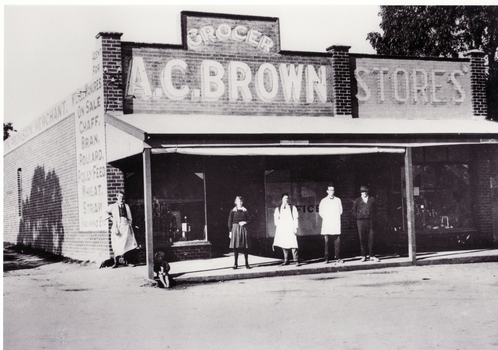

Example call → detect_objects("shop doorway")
205 156 266 256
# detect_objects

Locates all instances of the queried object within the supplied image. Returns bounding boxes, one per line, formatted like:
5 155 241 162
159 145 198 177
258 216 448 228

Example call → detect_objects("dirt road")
4 246 498 350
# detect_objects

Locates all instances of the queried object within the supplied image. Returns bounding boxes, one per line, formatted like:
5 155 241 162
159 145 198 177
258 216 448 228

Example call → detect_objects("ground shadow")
3 244 64 273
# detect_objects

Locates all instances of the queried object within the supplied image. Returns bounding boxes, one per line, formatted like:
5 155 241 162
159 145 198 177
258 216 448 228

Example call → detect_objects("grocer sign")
352 57 473 119
125 57 328 104
187 23 274 53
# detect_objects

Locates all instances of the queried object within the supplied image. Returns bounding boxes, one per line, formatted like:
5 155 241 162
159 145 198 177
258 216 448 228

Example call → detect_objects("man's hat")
360 186 370 192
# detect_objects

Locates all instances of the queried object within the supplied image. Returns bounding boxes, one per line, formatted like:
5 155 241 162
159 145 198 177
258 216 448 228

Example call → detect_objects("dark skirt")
229 224 250 249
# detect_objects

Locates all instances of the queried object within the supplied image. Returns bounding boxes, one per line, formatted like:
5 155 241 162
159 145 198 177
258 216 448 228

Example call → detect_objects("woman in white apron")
273 193 300 266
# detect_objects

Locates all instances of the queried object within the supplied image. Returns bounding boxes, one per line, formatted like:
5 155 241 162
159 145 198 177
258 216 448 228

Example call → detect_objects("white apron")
111 217 138 256
273 205 299 249
108 203 138 256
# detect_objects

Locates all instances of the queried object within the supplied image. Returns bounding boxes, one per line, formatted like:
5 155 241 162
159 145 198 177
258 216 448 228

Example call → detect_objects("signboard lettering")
126 57 328 104
187 23 274 53
355 66 467 105
76 39 108 232
352 57 472 119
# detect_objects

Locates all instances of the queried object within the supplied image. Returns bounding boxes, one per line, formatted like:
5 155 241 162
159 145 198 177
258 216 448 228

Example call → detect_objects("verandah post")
143 148 154 279
404 147 417 263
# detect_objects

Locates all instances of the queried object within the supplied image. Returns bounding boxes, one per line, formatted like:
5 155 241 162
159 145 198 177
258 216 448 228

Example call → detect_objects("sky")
2 2 387 131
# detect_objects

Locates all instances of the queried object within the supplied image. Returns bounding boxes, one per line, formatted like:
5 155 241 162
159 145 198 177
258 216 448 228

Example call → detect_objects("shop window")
151 154 206 243
407 162 474 232
265 177 328 237
17 168 22 217
264 155 354 237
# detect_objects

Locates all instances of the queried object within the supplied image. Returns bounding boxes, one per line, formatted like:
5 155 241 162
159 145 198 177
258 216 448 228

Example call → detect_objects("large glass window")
151 154 206 243
404 146 474 232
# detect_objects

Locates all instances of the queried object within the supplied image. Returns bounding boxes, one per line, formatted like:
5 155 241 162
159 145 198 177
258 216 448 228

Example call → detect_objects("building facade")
4 11 498 275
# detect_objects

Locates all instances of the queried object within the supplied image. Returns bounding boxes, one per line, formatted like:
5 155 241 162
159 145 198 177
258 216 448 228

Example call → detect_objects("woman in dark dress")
228 196 251 269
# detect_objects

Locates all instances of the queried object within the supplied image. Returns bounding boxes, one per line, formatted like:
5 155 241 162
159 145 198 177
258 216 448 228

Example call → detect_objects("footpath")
155 248 498 285
5 245 498 288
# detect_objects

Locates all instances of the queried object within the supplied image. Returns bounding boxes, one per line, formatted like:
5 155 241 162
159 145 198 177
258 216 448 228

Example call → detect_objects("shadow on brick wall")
18 166 64 255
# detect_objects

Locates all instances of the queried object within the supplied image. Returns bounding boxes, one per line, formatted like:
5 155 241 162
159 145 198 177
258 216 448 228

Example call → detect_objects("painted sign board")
125 56 331 105
182 11 281 54
122 12 333 116
75 38 108 232
3 96 73 155
351 56 473 119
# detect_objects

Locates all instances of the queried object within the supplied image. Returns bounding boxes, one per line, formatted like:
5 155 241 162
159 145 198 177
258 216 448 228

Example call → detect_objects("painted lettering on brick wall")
352 57 473 119
355 66 467 104
75 42 108 232
187 24 274 53
4 99 71 155
126 57 328 104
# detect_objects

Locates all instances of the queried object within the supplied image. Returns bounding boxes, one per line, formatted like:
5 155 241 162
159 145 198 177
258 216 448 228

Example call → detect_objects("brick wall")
471 145 494 244
3 115 131 261
465 50 488 118
328 45 352 116
106 164 125 205
164 242 212 261
98 32 124 114
121 43 334 116
3 116 111 261
350 55 475 119
182 12 281 54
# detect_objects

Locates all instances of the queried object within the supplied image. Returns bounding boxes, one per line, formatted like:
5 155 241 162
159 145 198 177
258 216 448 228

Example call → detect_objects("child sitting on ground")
154 251 171 288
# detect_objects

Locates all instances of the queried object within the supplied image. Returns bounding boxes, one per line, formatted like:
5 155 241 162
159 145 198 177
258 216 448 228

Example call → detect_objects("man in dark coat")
352 186 380 262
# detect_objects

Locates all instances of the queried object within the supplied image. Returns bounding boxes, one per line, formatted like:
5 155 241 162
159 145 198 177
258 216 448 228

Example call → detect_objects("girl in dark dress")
228 196 251 269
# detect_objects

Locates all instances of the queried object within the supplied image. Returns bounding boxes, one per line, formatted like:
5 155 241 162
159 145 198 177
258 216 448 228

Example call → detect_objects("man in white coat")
106 191 138 268
273 193 300 266
319 185 343 264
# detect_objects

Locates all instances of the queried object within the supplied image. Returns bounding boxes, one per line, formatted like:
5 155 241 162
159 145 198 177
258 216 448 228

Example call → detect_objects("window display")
414 164 474 231
403 146 474 233
151 154 206 243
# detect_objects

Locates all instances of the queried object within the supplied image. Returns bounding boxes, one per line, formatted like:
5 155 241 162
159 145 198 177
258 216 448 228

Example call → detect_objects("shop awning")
111 113 498 135
152 146 405 156
105 115 148 162
105 113 498 161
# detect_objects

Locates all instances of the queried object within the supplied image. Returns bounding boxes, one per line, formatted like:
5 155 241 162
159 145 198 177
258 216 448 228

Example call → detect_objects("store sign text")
187 24 274 53
76 44 108 232
126 57 328 104
354 65 468 105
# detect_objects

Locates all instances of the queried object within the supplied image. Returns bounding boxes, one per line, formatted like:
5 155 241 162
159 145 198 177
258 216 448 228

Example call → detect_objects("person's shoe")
360 256 367 262
232 265 238 269
159 275 168 288
127 263 135 267
245 264 251 269
336 259 344 264
295 262 301 267
370 256 380 262
325 259 330 264
281 261 289 266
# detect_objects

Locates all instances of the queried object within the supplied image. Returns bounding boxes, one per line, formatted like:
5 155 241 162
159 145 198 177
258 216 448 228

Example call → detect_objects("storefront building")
4 11 498 277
